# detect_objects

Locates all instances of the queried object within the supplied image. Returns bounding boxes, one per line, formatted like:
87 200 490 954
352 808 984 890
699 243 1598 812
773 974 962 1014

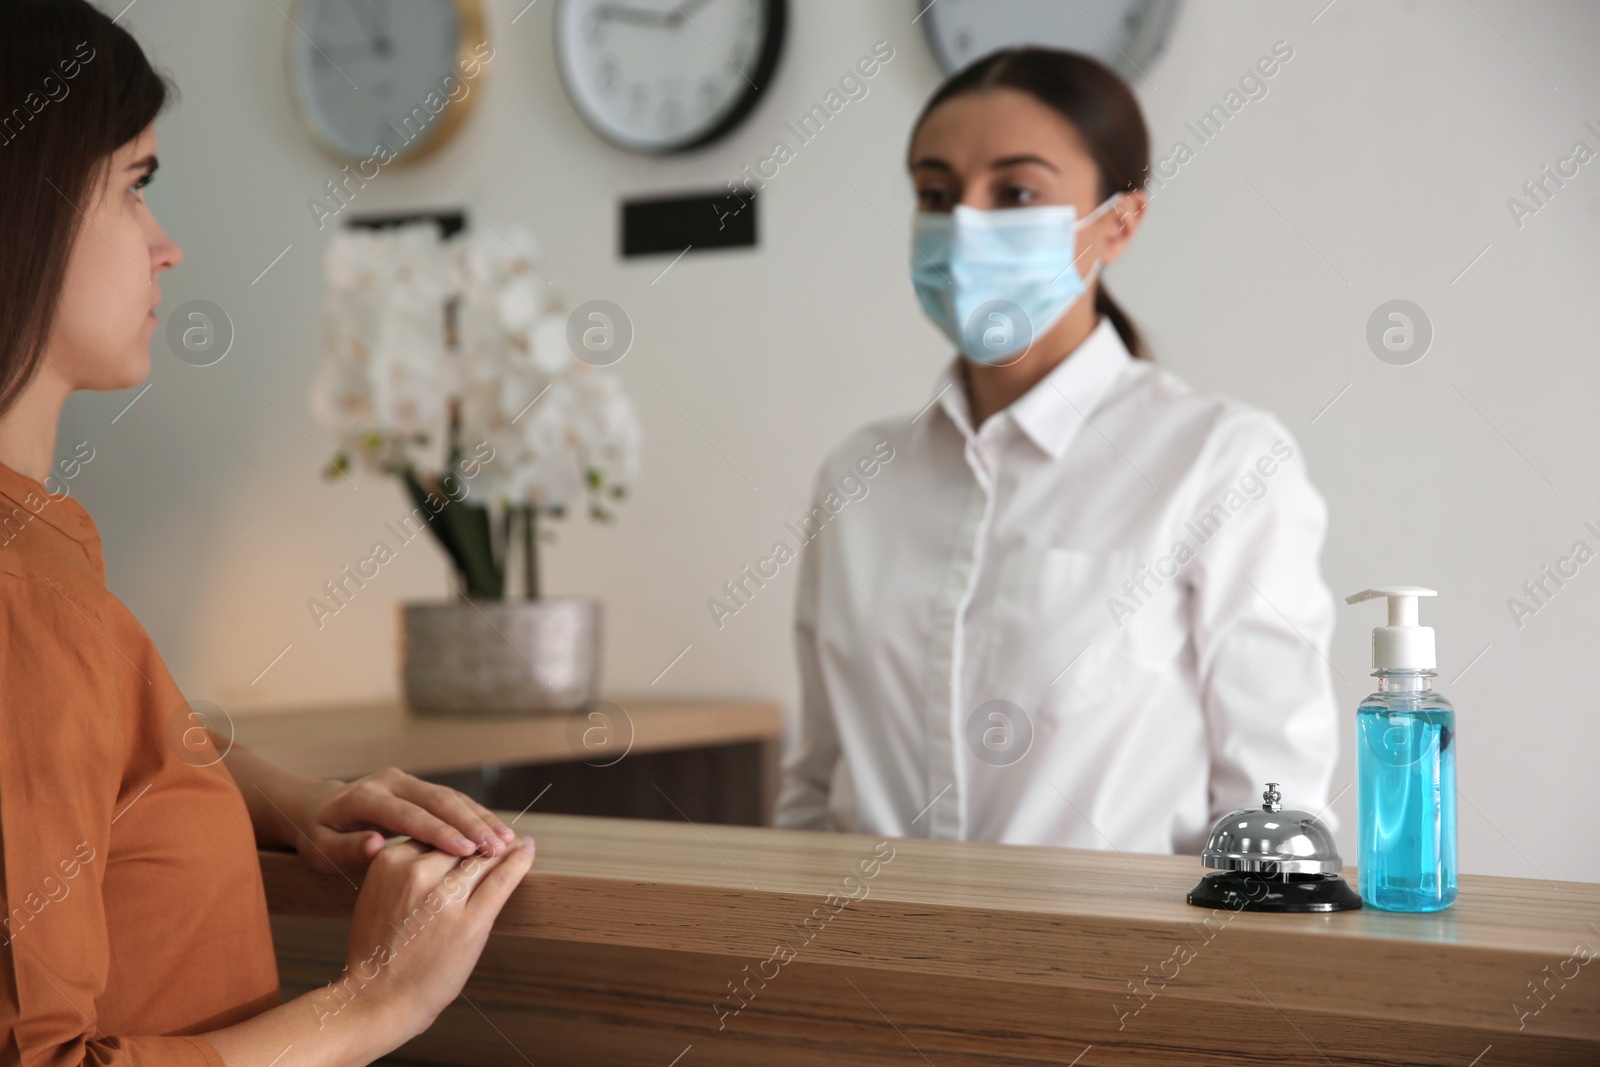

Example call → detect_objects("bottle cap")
1345 586 1436 670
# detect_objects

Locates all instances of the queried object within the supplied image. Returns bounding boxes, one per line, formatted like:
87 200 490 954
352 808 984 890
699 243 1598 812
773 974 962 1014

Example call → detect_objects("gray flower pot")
400 597 601 714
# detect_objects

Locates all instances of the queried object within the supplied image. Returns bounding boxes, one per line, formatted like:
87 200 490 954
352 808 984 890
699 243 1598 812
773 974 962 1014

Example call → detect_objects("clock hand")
593 2 676 28
668 0 719 27
372 0 393 57
316 42 387 61
342 0 389 56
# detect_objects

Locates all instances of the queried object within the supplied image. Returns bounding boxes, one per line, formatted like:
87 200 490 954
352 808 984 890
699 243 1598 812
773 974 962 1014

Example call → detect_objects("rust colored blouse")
0 460 279 1065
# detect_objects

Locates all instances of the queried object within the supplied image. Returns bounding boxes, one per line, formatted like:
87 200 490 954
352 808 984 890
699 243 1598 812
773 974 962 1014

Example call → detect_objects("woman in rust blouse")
0 3 536 1064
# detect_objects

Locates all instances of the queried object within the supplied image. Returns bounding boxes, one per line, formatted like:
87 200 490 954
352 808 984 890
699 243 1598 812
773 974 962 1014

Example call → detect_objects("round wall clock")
287 0 489 165
920 0 1178 81
555 0 787 155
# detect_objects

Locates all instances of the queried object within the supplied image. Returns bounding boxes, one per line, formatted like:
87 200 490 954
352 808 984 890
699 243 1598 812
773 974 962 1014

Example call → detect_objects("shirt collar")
928 316 1133 460
0 459 101 550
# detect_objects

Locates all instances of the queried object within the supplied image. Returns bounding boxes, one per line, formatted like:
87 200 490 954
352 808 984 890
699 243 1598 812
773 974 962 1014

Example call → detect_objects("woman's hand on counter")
287 767 519 872
205 834 536 1067
213 733 519 872
342 835 537 1043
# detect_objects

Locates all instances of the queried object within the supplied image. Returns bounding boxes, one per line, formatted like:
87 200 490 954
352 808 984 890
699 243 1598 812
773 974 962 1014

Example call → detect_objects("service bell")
1186 782 1362 913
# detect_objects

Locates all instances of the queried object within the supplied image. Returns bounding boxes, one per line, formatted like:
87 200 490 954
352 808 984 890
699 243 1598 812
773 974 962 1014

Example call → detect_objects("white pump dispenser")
1344 586 1437 670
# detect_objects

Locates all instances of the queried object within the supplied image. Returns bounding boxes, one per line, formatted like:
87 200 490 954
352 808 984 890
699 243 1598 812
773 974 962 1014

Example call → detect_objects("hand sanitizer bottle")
1345 587 1457 912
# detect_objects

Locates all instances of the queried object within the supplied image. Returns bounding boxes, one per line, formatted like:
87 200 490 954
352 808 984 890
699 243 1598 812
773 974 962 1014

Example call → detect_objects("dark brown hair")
0 0 175 419
913 48 1152 360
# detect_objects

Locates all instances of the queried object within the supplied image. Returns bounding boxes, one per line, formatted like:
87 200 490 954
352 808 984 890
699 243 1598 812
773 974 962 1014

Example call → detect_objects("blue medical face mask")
910 194 1122 365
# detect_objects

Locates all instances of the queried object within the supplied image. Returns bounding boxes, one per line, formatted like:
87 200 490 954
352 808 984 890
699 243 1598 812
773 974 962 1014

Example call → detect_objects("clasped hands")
260 764 520 871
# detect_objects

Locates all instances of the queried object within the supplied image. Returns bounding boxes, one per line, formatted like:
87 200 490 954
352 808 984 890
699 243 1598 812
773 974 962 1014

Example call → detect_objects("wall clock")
920 0 1178 81
556 0 787 155
287 0 489 165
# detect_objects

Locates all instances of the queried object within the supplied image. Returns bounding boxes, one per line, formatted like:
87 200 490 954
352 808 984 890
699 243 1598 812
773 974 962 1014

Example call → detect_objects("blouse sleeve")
1184 412 1342 835
0 575 224 1067
773 462 843 831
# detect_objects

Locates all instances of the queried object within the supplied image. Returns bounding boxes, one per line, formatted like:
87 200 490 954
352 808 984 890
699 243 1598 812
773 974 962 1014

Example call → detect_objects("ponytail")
1095 284 1148 361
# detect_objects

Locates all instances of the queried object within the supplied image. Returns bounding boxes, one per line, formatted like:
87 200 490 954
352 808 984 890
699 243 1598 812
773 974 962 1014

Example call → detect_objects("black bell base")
1186 870 1363 913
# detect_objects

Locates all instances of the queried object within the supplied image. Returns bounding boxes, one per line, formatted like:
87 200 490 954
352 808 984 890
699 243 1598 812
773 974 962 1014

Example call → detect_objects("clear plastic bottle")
1355 668 1457 912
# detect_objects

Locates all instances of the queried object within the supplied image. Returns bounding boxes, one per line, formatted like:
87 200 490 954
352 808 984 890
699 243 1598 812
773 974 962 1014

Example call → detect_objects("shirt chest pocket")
991 547 1121 678
995 546 1124 610
989 546 1175 687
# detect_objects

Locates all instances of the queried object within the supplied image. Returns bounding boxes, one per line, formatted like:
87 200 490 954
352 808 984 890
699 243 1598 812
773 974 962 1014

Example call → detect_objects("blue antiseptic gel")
1346 587 1458 913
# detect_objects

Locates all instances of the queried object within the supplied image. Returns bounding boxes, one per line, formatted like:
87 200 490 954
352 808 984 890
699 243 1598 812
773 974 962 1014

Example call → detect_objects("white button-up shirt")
775 317 1339 855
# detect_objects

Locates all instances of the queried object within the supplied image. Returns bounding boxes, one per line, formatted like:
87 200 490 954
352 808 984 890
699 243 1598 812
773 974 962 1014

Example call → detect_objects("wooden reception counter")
263 813 1600 1066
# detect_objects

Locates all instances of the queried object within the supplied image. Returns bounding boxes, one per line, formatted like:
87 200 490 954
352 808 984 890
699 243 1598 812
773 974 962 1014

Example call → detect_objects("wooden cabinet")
231 697 783 825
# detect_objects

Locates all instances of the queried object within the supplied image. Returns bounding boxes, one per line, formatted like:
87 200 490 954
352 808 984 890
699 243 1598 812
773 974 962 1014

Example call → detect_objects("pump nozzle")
1345 586 1437 670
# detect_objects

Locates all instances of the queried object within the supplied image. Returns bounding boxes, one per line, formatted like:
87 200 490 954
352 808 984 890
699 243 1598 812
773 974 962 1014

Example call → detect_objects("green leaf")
322 452 351 480
400 469 503 599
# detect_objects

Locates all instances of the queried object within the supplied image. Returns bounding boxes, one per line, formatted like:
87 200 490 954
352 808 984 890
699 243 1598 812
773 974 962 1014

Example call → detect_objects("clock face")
556 0 787 154
921 0 1177 81
288 0 484 163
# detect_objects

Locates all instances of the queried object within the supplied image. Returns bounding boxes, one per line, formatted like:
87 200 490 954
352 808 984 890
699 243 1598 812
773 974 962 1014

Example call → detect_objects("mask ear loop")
1073 190 1125 232
1063 192 1126 293
1081 258 1106 289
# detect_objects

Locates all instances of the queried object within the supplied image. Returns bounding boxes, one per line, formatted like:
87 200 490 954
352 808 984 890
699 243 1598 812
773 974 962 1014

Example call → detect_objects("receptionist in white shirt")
774 48 1340 855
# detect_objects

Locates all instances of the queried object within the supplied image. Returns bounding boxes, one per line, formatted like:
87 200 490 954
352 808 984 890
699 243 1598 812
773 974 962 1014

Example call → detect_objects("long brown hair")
0 0 175 419
912 48 1152 360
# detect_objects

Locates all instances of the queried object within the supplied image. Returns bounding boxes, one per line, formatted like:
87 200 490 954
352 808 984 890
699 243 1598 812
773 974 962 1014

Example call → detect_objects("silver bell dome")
1200 782 1344 876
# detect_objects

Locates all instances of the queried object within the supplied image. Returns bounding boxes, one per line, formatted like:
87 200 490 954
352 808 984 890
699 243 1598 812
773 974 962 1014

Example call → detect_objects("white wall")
69 0 1600 882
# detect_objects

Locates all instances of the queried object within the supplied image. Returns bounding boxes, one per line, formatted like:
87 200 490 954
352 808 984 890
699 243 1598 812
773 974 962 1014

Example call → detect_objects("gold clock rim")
284 0 488 171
